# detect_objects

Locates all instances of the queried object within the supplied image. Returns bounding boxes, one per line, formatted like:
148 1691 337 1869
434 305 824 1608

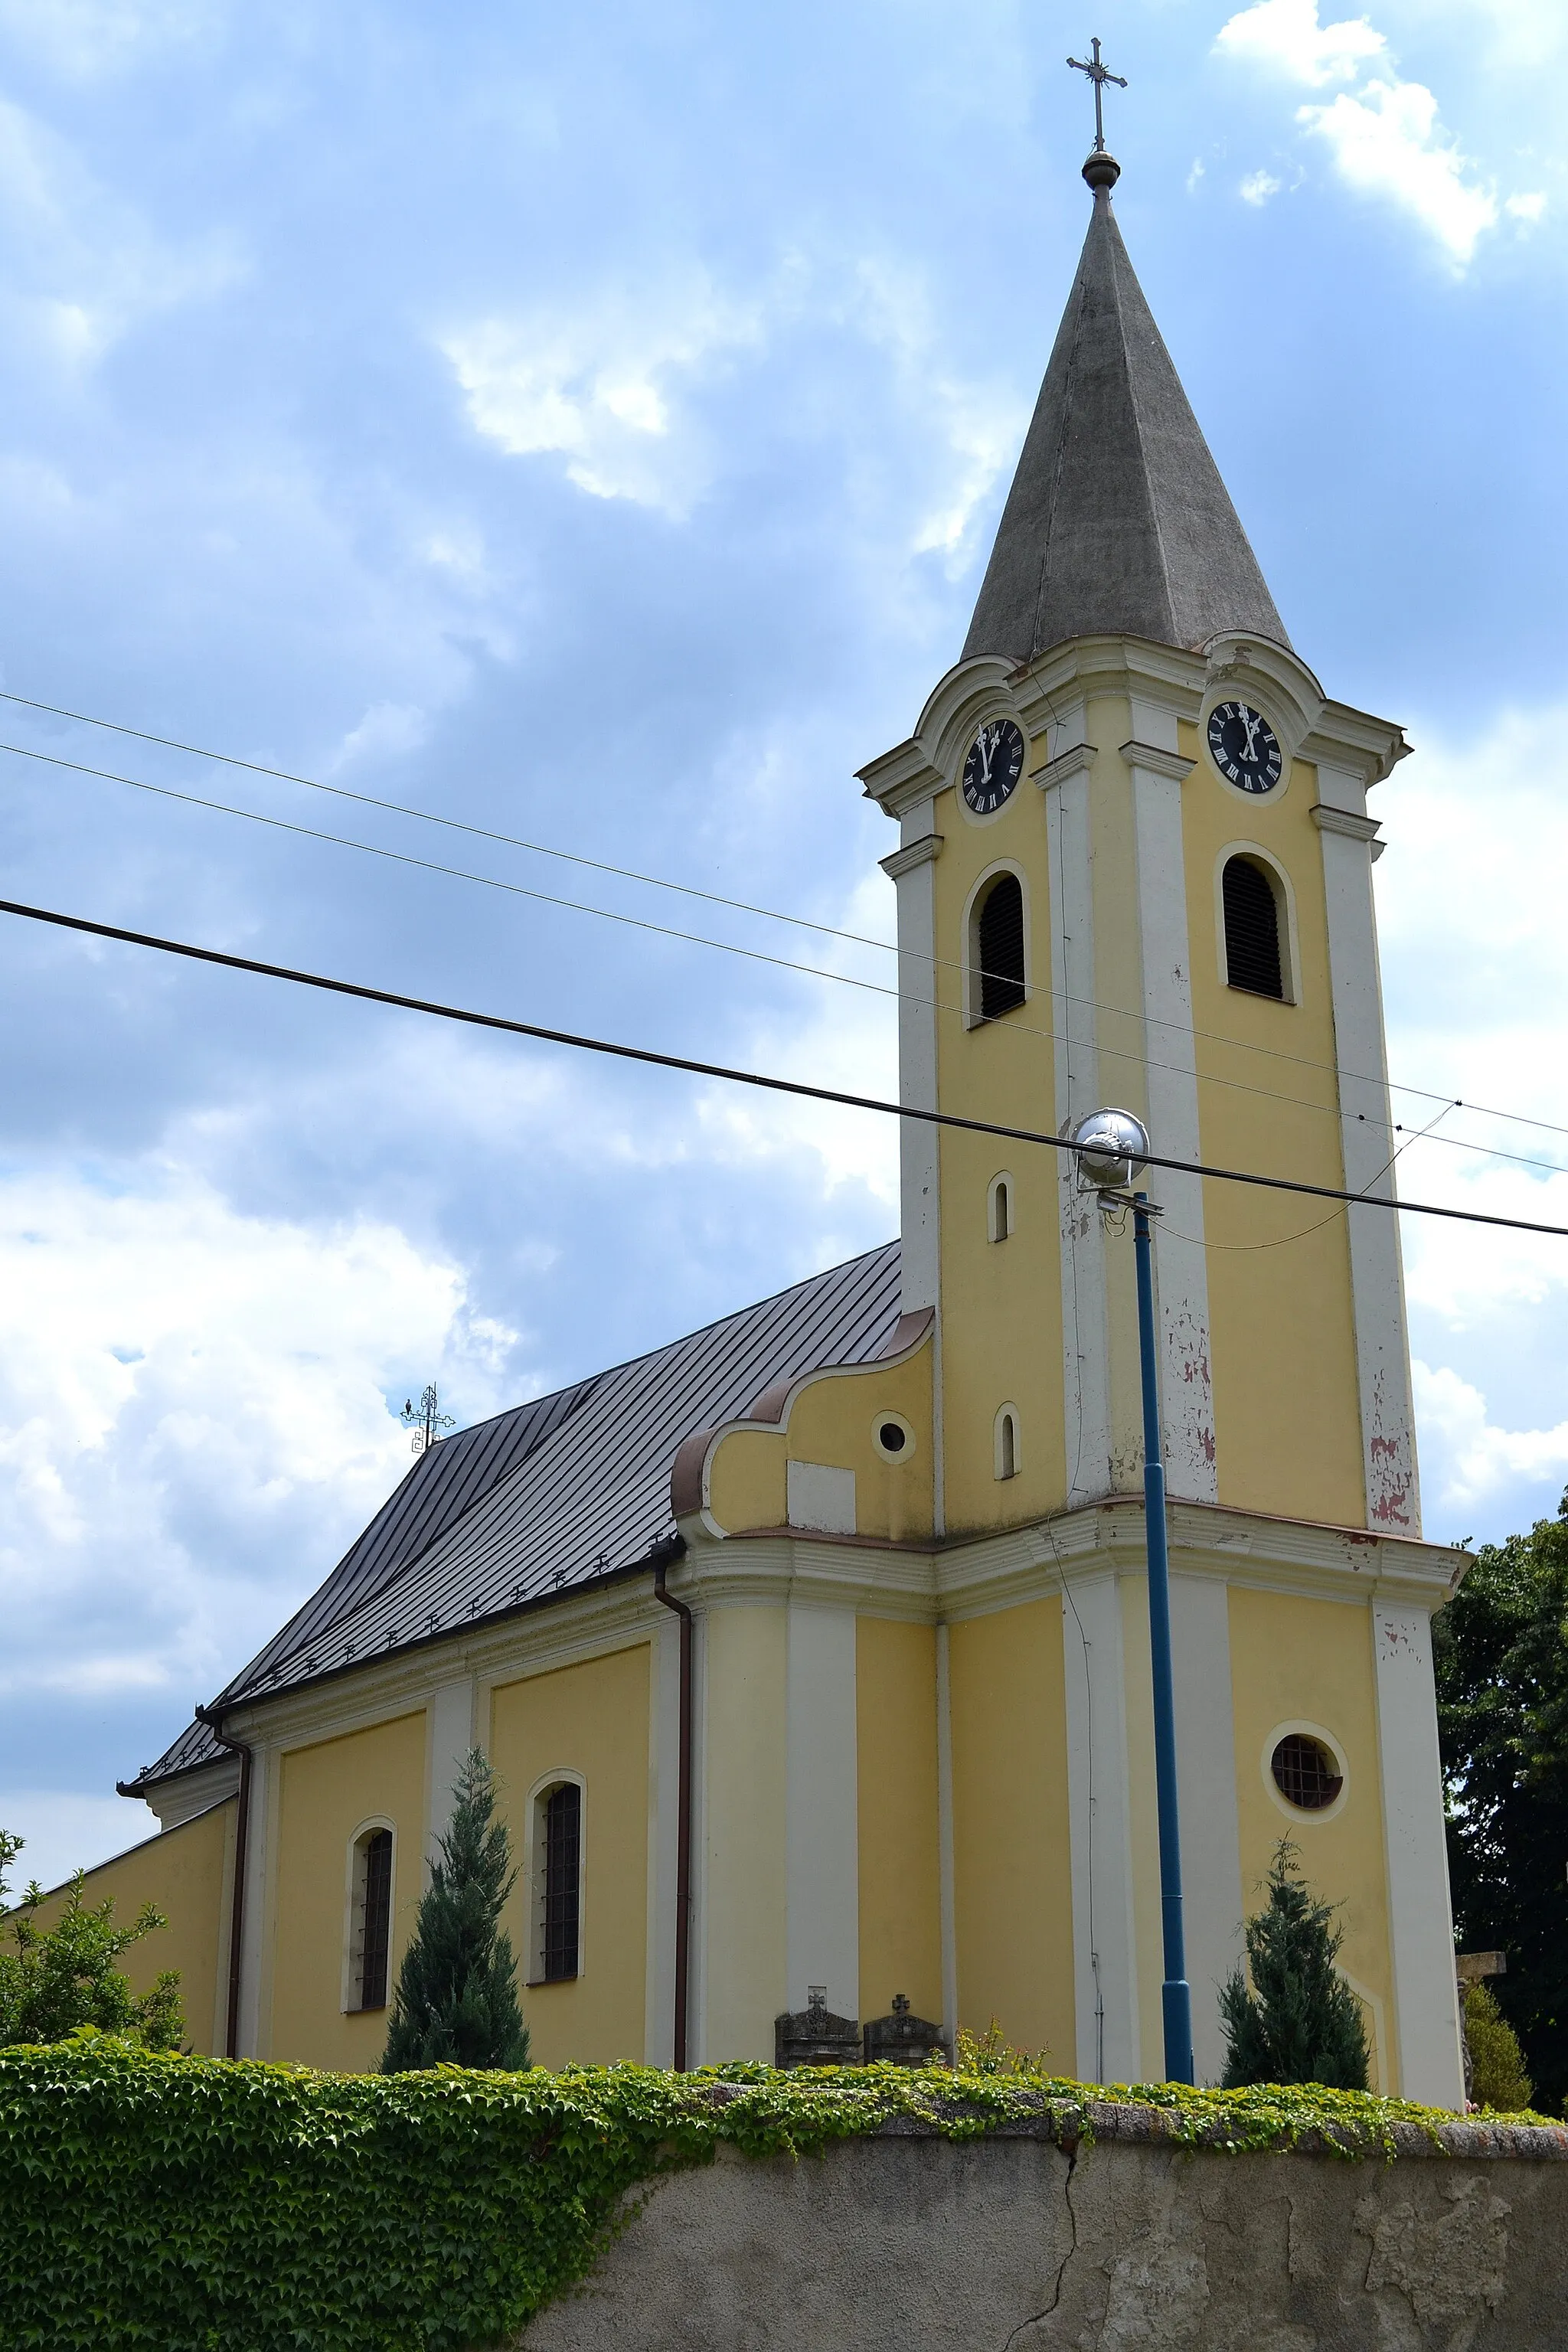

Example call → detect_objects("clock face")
1207 701 1283 795
962 719 1025 816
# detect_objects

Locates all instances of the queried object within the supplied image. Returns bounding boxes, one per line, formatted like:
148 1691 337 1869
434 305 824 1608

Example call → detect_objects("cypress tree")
1219 1840 1369 2089
381 1748 531 2073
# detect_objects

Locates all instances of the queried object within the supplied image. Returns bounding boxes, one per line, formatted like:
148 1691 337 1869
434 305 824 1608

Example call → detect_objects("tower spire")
960 122 1289 667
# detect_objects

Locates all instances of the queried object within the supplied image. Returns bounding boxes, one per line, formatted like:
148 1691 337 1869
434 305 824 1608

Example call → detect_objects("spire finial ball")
1083 149 1121 193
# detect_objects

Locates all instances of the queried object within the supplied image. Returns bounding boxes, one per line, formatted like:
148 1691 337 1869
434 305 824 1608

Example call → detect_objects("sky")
1 0 1566 1891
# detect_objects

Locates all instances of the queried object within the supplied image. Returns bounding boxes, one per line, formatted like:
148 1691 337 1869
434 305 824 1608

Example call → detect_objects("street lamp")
1071 1108 1195 2086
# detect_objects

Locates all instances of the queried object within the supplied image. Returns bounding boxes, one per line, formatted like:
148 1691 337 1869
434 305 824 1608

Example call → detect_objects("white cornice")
1312 804 1386 864
880 833 944 880
207 1497 1466 1760
1033 742 1098 791
1120 740 1195 785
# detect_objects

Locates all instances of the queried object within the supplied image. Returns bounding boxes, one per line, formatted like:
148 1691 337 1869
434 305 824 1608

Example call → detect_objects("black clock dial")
962 719 1025 815
1207 701 1283 795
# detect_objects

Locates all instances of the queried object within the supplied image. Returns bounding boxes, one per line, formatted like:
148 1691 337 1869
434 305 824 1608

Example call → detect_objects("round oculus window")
873 1415 914 1462
1271 1733 1343 1812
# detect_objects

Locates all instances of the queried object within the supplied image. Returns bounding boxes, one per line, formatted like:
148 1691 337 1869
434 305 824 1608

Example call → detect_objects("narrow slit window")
542 1782 581 1981
977 874 1026 1019
1222 857 1284 1000
989 1176 1012 1242
995 1406 1019 1481
354 1828 393 2011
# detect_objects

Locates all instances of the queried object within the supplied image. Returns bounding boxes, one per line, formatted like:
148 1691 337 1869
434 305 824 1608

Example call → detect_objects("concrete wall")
519 2109 1568 2350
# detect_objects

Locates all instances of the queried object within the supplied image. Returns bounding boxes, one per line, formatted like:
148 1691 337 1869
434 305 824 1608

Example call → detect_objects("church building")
64 143 1468 2103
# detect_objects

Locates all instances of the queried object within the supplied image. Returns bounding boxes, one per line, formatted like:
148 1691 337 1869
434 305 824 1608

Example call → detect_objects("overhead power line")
2 686 1564 1152
4 890 1566 1241
3 730 1566 1184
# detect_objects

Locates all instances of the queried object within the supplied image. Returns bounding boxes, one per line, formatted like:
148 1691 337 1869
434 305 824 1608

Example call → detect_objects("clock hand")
977 728 994 786
1240 710 1260 761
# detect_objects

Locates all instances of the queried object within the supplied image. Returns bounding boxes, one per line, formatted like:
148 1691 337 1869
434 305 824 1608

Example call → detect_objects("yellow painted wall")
268 1710 426 2070
701 1603 787 2061
856 1616 942 2025
489 1643 650 2068
1181 720 1366 1527
947 1597 1075 2060
26 1799 234 2056
1227 1583 1394 2086
704 1343 933 1543
926 722 1067 1535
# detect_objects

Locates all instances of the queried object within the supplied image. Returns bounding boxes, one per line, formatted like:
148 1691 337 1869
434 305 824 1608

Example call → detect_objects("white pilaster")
644 1614 681 2064
882 819 943 1321
425 1677 477 1872
237 1741 272 2059
935 1621 958 2042
1315 766 1420 1533
1125 725 1217 1504
1169 1573 1244 2082
1041 726 1112 1504
1061 1570 1140 2083
784 1602 860 2020
1372 1603 1465 2106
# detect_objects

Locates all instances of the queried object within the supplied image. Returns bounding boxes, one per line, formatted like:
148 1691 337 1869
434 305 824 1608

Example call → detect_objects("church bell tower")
857 136 1465 2100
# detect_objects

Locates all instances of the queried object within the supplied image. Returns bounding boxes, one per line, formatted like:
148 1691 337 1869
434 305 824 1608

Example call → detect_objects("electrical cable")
3 687 1565 1149
5 888 1568 1240
5 730 1567 1184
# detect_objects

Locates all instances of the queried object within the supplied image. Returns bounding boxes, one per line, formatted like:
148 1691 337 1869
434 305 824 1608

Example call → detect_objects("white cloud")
439 281 763 514
1215 0 1539 266
0 93 237 369
1240 169 1284 205
1412 1363 1568 1516
1299 79 1498 264
1187 158 1207 194
0 0 217 80
1217 0 1387 86
0 1790 157 1900
0 1164 515 1707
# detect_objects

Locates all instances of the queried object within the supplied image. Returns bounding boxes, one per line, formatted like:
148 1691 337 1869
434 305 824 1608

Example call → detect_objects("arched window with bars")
348 1824 394 2012
532 1778 582 1984
1221 854 1286 1001
972 871 1027 1021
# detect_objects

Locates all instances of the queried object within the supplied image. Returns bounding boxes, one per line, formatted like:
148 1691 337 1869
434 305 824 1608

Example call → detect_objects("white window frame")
988 1171 1014 1243
1214 842 1300 1006
524 1769 586 1988
341 1815 397 2014
994 1403 1021 1481
1261 1720 1351 1825
962 860 1031 1029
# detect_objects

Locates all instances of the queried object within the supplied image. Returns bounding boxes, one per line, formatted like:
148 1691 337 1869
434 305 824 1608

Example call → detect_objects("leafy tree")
1435 1498 1568 2114
0 1829 183 2049
1219 1841 1369 2089
1462 1981 1533 2113
382 1749 530 2073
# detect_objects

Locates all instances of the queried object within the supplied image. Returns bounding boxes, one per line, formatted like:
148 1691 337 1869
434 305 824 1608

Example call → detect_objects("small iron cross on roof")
1068 35 1127 154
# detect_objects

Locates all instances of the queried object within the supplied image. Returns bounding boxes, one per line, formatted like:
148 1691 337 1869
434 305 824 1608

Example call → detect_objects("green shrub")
0 2036 1550 2349
382 1749 529 2073
1220 1841 1369 2090
0 1828 182 2050
1465 1981 1534 2113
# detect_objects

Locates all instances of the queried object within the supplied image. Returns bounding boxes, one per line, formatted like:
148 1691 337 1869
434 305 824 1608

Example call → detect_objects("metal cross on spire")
1067 35 1127 155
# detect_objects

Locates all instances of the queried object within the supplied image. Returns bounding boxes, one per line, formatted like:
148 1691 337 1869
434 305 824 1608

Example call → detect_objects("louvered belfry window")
358 1829 393 2010
543 1782 581 1981
977 874 1026 1019
1222 857 1284 999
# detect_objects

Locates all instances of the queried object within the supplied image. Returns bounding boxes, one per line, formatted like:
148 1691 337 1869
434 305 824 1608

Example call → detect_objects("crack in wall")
999 2138 1080 2350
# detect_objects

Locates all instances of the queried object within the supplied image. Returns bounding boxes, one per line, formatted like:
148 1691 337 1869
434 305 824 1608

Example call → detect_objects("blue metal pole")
1132 1191 1194 2085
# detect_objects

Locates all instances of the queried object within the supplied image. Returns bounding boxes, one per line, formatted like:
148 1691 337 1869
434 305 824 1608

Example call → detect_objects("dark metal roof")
962 185 1289 667
126 1241 903 1793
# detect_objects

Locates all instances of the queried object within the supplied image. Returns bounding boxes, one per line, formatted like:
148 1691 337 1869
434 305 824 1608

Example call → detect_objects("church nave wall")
488 1642 650 2071
266 1708 426 2073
